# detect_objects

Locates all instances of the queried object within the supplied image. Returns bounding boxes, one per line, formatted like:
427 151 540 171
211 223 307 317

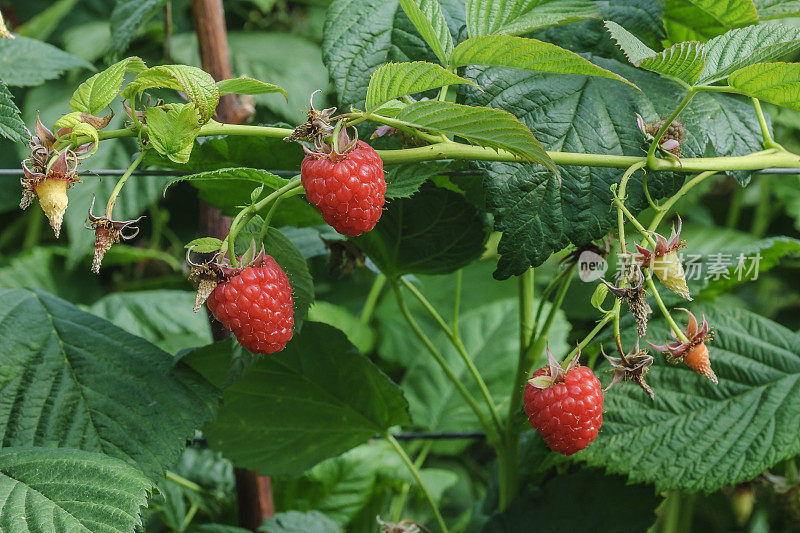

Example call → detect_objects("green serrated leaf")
756 0 800 19
684 0 758 27
354 184 489 278
89 290 212 354
467 0 598 37
17 0 81 40
605 21 705 85
498 0 599 36
395 100 556 172
146 103 202 164
640 41 706 85
123 65 220 123
307 301 375 353
700 24 800 84
0 288 219 482
323 0 465 108
110 0 169 53
0 81 27 143
466 56 765 277
364 61 474 113
186 237 225 253
583 304 800 492
450 35 636 88
0 447 152 533
729 62 800 111
217 76 288 100
0 35 94 87
385 161 449 198
398 0 454 64
171 32 329 124
680 224 800 297
69 56 147 114
187 323 409 475
591 283 609 310
163 167 293 197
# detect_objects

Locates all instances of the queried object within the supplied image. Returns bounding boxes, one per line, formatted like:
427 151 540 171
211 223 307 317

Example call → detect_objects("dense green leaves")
466 57 765 277
607 22 800 87
354 185 490 278
0 447 152 533
190 323 409 475
0 82 26 143
110 0 169 53
396 100 556 171
0 35 93 86
484 468 659 532
323 0 465 108
729 62 800 111
364 62 473 112
699 24 800 84
583 305 800 492
216 76 287 99
122 65 220 123
467 0 598 37
680 225 800 297
0 288 218 481
450 35 635 87
146 103 203 164
69 57 147 114
398 0 454 64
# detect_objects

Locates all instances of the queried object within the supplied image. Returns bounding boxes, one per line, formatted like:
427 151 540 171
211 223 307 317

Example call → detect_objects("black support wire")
191 433 487 447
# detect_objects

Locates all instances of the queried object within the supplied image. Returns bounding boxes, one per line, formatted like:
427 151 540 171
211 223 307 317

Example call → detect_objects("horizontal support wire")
190 432 486 447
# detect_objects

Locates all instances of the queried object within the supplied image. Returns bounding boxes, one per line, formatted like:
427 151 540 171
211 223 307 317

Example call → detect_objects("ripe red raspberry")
523 349 604 455
206 254 294 355
301 140 386 236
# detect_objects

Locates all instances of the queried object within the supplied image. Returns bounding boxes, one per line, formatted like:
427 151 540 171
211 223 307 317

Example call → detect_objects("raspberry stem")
647 171 718 233
106 150 147 218
452 269 463 338
646 273 691 344
223 178 303 266
391 283 499 442
400 278 505 439
74 124 800 173
561 311 616 370
360 273 387 325
385 431 450 533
